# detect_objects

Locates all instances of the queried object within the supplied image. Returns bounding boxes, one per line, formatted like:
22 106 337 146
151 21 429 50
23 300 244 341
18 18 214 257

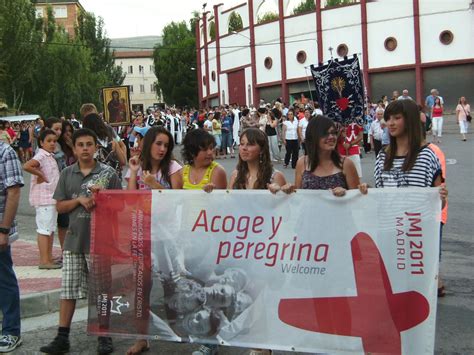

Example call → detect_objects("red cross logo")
278 232 430 354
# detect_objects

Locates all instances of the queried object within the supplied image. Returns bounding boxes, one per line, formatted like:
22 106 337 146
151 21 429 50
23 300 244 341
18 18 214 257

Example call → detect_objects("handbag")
461 105 472 122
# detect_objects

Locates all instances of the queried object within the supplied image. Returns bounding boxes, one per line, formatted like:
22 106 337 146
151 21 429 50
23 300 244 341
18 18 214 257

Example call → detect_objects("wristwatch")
0 227 10 234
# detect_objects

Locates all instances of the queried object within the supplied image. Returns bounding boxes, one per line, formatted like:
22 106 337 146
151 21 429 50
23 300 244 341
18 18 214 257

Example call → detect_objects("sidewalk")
10 240 87 319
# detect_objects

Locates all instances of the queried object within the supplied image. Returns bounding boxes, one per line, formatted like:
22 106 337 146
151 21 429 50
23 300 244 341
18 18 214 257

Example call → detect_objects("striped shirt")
29 148 60 206
0 142 24 243
374 146 441 188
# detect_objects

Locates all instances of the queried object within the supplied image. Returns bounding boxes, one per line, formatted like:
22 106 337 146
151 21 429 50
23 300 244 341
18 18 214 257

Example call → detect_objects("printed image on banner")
89 189 441 354
88 191 152 337
310 55 365 125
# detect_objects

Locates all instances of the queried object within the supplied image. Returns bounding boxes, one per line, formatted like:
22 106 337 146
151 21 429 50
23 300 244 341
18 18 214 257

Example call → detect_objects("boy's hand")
0 233 8 251
77 196 95 212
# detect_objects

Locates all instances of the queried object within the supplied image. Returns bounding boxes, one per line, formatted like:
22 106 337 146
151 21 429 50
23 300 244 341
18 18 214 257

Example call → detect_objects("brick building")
35 0 84 37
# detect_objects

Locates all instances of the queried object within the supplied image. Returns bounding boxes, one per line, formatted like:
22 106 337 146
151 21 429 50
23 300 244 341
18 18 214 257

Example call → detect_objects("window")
384 37 398 51
35 8 44 18
228 11 244 33
139 65 144 74
53 6 67 18
264 57 273 69
128 66 133 74
296 51 307 64
439 30 454 45
211 71 216 82
337 44 348 57
140 84 145 93
130 85 134 94
150 84 155 92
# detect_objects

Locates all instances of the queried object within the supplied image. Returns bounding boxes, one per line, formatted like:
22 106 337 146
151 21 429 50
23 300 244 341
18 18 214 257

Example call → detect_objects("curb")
20 290 88 319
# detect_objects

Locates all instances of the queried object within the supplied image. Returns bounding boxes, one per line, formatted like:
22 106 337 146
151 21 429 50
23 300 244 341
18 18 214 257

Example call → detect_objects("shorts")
60 251 112 301
35 205 58 235
347 154 362 178
57 213 69 229
61 251 90 300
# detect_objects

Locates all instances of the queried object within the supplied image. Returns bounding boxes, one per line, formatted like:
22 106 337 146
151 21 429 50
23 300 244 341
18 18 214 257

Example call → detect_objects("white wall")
218 4 249 37
419 2 474 63
367 1 414 69
322 4 363 64
219 74 229 105
219 29 252 72
245 66 253 105
200 48 207 97
116 57 160 107
284 12 318 79
255 21 281 84
208 47 218 95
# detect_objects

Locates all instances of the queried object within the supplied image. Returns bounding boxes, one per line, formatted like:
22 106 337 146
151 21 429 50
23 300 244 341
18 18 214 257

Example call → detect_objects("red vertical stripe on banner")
89 191 152 336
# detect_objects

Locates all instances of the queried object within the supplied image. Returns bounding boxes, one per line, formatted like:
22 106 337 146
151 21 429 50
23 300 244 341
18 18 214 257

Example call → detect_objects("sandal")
126 339 150 355
437 286 446 297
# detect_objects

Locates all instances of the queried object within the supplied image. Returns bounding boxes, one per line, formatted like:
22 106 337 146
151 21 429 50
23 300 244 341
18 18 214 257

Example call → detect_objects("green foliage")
325 0 355 7
228 11 243 32
75 12 125 87
292 0 316 15
0 0 43 111
153 21 197 107
0 0 124 116
257 12 279 24
208 21 216 41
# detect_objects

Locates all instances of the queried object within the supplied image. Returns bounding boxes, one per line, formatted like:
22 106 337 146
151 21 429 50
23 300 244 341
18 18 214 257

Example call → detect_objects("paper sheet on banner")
88 189 441 355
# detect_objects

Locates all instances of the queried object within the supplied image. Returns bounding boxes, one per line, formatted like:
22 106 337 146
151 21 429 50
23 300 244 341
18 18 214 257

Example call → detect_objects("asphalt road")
14 117 474 354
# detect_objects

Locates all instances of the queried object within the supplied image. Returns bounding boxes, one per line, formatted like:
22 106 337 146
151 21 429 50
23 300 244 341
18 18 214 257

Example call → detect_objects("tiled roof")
110 36 162 52
114 50 154 59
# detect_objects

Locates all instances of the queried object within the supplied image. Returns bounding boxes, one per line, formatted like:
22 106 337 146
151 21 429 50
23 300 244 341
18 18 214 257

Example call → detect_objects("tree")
153 21 197 107
257 12 279 24
325 0 355 8
0 0 43 111
75 11 125 87
292 0 316 15
228 12 243 33
208 21 216 41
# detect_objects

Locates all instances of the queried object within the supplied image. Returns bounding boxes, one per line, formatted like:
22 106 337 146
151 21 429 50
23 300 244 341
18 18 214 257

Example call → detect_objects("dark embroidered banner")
310 55 365 125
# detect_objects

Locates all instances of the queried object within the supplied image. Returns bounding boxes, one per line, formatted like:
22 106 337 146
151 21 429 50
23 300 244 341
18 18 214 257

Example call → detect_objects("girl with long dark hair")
230 127 285 191
82 113 127 177
126 126 182 190
283 116 360 196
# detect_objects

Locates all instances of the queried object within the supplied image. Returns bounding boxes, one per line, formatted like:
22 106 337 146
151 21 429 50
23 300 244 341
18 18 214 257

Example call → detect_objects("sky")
80 0 243 39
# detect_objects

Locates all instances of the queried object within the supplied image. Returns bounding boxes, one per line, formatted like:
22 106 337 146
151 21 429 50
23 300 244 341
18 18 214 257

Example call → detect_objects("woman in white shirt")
282 109 299 168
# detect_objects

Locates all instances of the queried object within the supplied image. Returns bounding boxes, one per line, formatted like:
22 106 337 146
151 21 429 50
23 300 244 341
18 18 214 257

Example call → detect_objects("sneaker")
192 344 218 355
0 335 22 353
39 335 69 354
97 336 113 354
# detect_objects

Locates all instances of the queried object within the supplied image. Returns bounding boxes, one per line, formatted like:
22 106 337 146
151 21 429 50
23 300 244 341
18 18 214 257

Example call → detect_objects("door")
228 69 246 105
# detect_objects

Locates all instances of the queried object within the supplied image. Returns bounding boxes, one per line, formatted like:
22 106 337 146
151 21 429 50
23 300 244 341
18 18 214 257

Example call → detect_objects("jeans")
221 131 232 154
0 246 21 336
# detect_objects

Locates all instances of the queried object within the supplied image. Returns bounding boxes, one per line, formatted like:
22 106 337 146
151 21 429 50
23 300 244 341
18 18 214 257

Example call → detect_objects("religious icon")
102 86 131 126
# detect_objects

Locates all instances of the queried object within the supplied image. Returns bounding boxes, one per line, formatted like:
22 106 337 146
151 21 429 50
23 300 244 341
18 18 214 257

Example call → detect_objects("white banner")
89 188 441 354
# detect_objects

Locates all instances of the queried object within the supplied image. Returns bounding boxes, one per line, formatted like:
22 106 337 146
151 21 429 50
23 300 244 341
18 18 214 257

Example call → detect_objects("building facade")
112 37 163 113
35 0 84 37
197 0 474 109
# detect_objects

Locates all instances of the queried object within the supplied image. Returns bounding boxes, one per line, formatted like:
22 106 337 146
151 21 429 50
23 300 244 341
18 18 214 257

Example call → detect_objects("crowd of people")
0 88 468 354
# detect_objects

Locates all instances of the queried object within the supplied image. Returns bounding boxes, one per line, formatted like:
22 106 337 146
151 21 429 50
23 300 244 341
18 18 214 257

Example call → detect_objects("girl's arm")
170 170 184 189
23 159 47 183
432 175 447 209
126 156 140 190
268 171 287 194
282 124 287 145
342 158 361 190
228 170 238 190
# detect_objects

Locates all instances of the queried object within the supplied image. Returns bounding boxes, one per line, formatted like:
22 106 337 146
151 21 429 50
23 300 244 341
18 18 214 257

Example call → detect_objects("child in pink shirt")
23 129 61 269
